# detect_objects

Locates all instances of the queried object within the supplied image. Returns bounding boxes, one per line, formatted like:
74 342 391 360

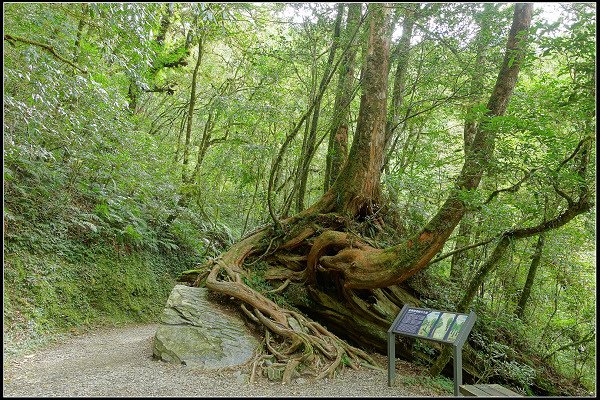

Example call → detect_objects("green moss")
3 248 177 360
397 374 454 395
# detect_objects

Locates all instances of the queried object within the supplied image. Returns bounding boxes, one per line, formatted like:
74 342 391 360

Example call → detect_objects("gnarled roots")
203 257 380 383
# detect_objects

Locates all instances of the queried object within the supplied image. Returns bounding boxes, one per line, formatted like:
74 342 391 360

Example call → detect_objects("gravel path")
3 324 447 397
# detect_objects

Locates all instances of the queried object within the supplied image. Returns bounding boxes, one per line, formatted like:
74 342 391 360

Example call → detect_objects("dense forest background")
3 2 595 395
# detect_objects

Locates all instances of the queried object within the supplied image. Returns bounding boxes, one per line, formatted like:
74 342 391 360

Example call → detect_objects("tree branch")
484 168 538 205
429 236 497 265
143 85 175 95
4 34 88 74
555 136 593 173
543 330 595 361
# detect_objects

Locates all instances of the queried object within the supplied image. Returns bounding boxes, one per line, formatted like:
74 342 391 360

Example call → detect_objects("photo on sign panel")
430 312 456 340
446 314 468 342
417 311 440 336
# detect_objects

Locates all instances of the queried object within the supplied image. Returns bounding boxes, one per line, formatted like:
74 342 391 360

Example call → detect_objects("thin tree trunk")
450 3 496 284
127 79 140 114
165 37 203 225
324 3 361 192
384 5 416 157
464 3 496 154
386 44 425 175
242 162 262 236
192 109 215 181
73 4 88 64
295 4 343 213
449 220 472 285
174 111 187 162
515 233 545 319
182 38 203 184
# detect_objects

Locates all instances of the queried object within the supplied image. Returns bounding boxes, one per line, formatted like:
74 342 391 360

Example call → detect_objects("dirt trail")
3 323 446 397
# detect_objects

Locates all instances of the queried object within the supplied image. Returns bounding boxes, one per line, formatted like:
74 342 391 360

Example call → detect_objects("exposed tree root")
187 211 583 395
203 239 380 383
193 205 550 387
180 209 431 384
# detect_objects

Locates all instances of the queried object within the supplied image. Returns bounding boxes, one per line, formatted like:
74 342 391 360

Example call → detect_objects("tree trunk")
191 109 216 181
384 4 416 155
515 233 545 319
449 219 473 285
323 3 361 192
73 4 88 64
295 4 343 213
312 3 391 216
165 38 203 225
450 3 496 284
127 80 139 114
182 39 203 184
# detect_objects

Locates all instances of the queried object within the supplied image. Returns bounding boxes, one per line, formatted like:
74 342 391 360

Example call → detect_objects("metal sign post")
387 305 476 396
453 345 462 395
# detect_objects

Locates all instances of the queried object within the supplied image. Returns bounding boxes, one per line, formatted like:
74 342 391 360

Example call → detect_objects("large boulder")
153 285 258 369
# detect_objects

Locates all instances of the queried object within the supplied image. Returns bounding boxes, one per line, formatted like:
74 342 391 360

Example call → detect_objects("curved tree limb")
4 34 88 74
483 168 538 205
430 154 593 377
428 236 497 265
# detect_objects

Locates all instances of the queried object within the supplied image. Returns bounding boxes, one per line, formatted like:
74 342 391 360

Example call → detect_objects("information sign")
387 305 476 396
391 307 471 344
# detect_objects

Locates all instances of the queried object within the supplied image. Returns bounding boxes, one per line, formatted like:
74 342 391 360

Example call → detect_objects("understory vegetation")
3 2 595 395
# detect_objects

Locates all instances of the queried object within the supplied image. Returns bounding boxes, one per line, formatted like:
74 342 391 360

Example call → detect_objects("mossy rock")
153 285 258 369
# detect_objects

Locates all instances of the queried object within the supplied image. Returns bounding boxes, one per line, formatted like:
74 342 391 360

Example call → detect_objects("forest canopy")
3 2 596 396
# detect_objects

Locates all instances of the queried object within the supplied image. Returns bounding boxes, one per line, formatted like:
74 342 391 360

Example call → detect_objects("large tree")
181 2 592 388
3 0 594 394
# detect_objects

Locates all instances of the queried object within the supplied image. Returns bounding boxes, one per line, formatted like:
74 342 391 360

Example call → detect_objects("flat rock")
153 285 257 369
